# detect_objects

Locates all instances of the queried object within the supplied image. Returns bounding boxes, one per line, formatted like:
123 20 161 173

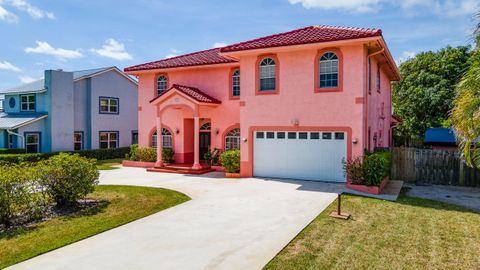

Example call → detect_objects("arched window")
319 52 338 88
259 58 276 91
157 75 168 96
151 128 172 148
225 128 240 150
232 69 240 97
200 122 211 131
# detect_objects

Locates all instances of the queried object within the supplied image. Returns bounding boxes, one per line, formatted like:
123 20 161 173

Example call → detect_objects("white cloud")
7 0 54 19
396 51 416 65
288 0 479 16
288 0 382 12
0 61 22 72
165 49 181 59
90 38 133 60
0 5 18 23
25 41 83 60
19 75 36 83
213 42 227 48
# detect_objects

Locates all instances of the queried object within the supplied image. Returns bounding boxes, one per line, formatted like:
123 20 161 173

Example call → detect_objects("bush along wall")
344 151 391 186
0 147 130 164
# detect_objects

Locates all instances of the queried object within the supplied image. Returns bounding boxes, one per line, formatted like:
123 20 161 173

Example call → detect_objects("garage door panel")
253 131 346 182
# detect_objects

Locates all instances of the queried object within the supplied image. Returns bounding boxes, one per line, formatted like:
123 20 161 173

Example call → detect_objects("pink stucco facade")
126 28 399 177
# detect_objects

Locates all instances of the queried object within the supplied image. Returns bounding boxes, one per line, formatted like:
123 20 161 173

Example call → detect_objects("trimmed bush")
219 149 240 173
0 148 26 154
344 151 391 186
38 153 99 206
126 144 139 161
137 147 157 162
162 148 175 164
0 164 49 227
0 147 130 164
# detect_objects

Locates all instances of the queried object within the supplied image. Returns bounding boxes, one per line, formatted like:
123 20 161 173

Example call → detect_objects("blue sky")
0 0 478 89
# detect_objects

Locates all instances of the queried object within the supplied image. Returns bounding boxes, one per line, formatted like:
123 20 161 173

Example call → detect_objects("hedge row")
0 147 130 164
0 148 27 154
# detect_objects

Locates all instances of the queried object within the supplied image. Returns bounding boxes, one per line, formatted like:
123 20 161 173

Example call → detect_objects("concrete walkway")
8 167 342 270
405 184 480 212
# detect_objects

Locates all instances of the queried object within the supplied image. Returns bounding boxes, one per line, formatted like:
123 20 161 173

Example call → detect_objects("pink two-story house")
124 25 400 182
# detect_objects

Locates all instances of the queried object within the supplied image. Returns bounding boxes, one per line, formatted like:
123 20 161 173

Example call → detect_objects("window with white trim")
74 132 83 151
20 94 35 111
25 133 40 153
99 131 118 149
225 128 240 150
319 52 339 88
232 69 240 97
157 75 168 96
200 122 211 131
152 128 172 148
259 58 276 91
99 97 119 114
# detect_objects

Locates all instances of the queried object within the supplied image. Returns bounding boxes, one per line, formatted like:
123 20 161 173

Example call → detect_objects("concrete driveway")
8 167 342 270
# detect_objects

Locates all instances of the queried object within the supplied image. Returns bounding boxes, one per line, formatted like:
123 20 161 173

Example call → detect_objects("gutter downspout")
365 47 385 151
6 129 25 150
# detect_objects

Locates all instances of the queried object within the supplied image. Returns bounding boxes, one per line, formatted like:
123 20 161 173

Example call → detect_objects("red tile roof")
125 25 382 72
220 25 382 53
150 84 221 104
124 48 236 72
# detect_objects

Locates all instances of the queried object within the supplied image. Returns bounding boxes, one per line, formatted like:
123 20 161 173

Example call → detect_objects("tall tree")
451 13 480 167
392 46 471 146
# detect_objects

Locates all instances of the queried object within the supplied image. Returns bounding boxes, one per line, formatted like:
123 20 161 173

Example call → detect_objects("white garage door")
253 131 347 182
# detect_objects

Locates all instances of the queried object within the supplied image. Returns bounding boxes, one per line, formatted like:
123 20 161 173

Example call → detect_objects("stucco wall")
89 70 138 149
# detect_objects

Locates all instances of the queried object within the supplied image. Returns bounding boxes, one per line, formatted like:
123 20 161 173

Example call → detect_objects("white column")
155 112 164 167
192 116 201 169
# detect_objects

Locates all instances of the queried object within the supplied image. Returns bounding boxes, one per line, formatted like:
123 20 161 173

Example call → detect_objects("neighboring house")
0 67 138 153
424 127 457 151
125 25 400 182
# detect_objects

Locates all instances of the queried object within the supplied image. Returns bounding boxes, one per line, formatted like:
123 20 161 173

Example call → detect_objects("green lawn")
265 194 480 270
0 185 190 268
96 158 123 170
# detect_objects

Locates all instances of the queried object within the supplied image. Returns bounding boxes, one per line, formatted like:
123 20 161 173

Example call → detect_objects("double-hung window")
25 133 40 153
232 69 240 97
99 97 119 114
20 94 35 112
74 132 83 151
99 131 118 149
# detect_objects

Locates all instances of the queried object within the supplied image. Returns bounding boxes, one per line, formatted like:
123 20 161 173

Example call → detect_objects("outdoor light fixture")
291 118 299 126
352 138 358 144
242 137 247 143
175 128 180 134
215 128 220 135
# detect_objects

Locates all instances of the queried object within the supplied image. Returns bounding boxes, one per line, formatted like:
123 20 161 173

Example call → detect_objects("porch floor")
146 163 215 175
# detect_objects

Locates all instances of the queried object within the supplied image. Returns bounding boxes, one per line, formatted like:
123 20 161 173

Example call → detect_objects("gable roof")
424 128 456 145
220 25 381 53
0 66 136 95
124 25 383 73
124 48 236 72
150 84 221 104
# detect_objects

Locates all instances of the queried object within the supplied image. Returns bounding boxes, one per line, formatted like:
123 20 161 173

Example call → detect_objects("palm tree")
451 13 480 167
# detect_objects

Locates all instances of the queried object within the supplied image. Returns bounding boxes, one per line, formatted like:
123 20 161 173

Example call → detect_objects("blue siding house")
0 67 138 153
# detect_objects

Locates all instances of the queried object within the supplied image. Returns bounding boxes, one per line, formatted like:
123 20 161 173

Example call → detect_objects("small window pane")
322 132 332 139
310 132 320 139
288 132 296 139
266 132 275 139
335 132 345 140
299 132 308 139
277 132 285 139
256 132 264 139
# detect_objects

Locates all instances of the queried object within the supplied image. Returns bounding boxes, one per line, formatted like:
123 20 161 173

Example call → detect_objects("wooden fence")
391 147 480 187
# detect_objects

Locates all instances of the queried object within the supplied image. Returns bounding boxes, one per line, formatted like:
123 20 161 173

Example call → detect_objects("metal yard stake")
329 194 351 220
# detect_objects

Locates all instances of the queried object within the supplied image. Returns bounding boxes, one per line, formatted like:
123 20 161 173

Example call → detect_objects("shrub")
137 147 157 162
0 164 48 227
0 147 130 165
162 148 175 164
343 151 391 186
38 153 99 207
127 144 139 161
0 148 26 154
219 149 240 173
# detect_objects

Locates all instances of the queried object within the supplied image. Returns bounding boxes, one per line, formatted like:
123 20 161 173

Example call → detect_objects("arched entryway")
199 122 211 161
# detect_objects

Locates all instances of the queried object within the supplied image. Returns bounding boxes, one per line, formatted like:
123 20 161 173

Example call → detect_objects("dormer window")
20 94 35 112
157 75 168 96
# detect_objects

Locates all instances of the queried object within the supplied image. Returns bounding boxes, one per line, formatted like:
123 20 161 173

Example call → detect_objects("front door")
199 132 211 161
